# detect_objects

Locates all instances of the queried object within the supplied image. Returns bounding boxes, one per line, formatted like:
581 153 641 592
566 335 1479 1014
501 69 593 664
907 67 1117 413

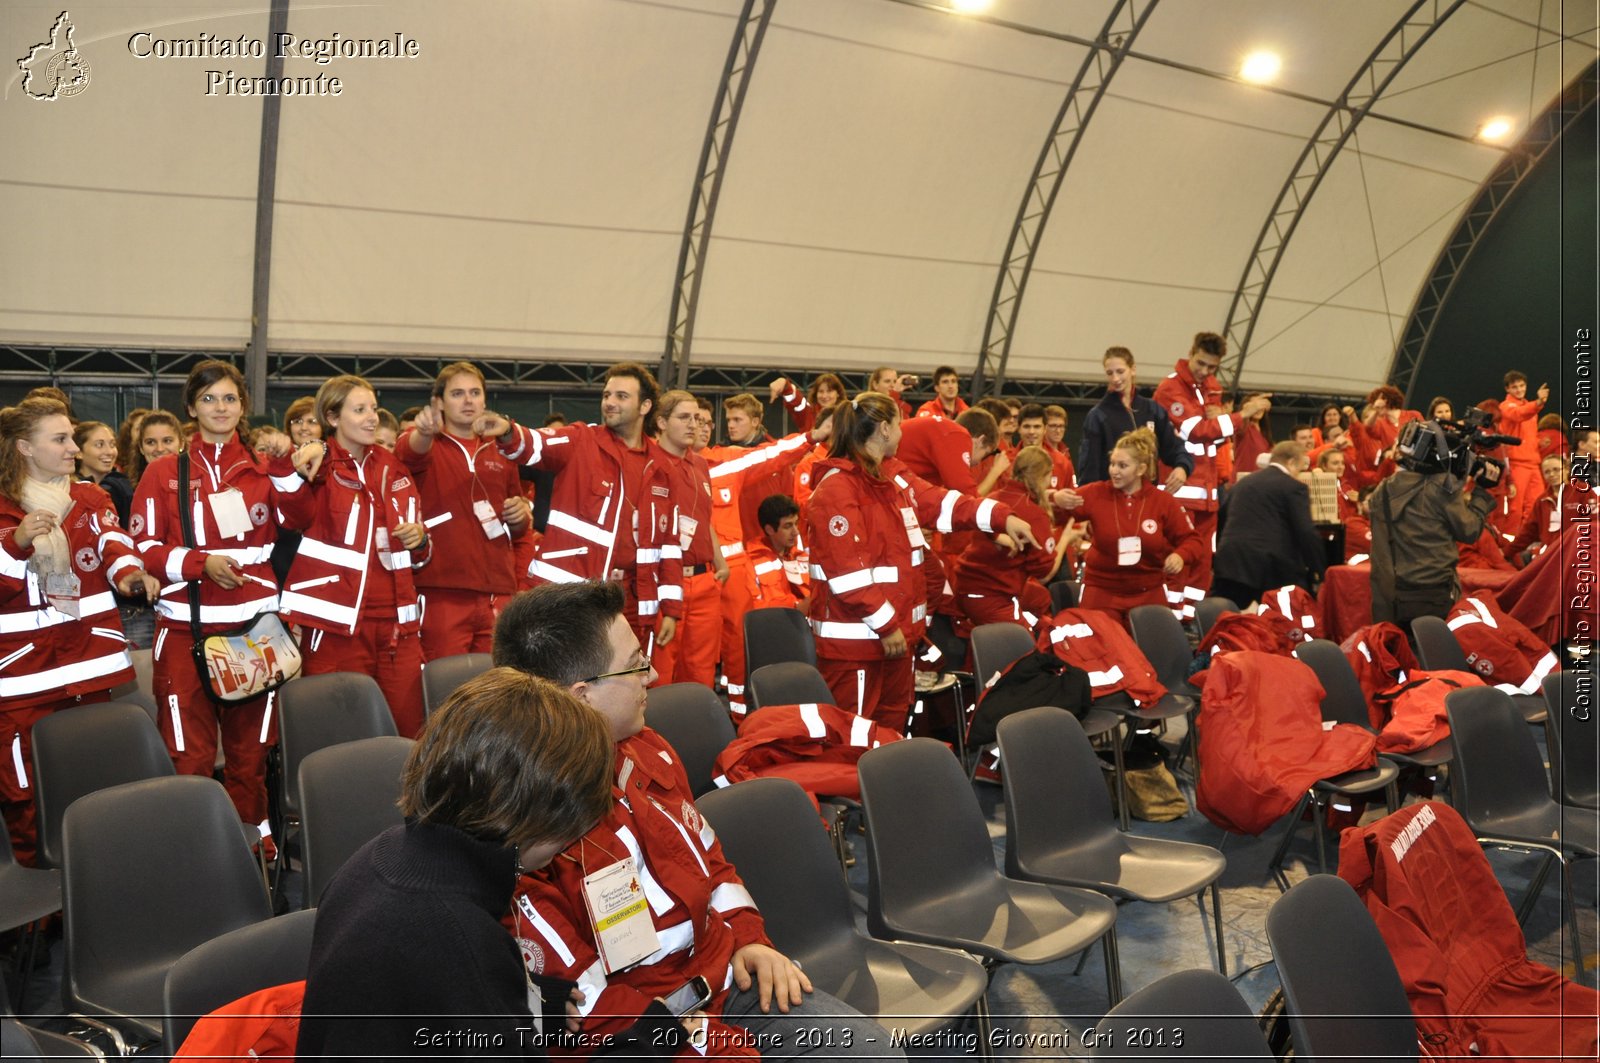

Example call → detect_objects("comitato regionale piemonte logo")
17 10 91 101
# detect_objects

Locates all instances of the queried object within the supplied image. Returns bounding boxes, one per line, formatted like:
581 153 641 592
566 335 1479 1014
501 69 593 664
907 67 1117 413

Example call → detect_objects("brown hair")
830 392 900 476
1503 370 1527 387
1366 385 1403 408
1044 404 1067 424
116 408 151 472
806 373 846 410
1103 346 1134 366
1426 396 1453 420
283 395 318 435
377 409 400 435
869 366 898 389
0 398 71 501
1010 444 1054 506
400 667 613 850
1538 412 1563 432
956 407 998 448
656 389 697 428
1316 447 1345 472
1111 427 1159 482
315 374 374 433
932 365 959 385
24 387 74 421
977 397 1011 424
1190 333 1226 359
184 360 250 418
723 393 763 419
128 410 184 484
72 421 114 478
432 360 486 400
603 362 660 423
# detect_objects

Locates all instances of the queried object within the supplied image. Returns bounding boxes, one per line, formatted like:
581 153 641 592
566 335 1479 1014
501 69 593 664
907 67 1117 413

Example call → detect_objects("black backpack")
966 650 1093 748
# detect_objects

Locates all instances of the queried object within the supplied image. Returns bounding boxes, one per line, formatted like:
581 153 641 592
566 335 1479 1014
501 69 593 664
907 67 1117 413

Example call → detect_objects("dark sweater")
1077 389 1193 485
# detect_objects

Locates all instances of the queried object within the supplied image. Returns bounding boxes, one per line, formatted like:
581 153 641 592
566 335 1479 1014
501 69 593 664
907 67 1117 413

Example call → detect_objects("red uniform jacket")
949 481 1055 611
1196 612 1300 661
132 437 288 632
1152 359 1236 512
711 701 901 801
704 433 812 561
896 415 977 493
277 440 430 635
396 430 525 594
1339 802 1600 1060
511 729 769 1049
1073 481 1200 594
660 448 717 570
1370 669 1483 754
1536 426 1568 460
1251 585 1322 643
776 380 816 433
1039 608 1167 706
1 482 139 708
1498 391 1545 466
1505 481 1593 561
746 539 808 610
1444 593 1560 695
1339 621 1416 731
496 422 681 621
915 396 969 420
805 456 1011 663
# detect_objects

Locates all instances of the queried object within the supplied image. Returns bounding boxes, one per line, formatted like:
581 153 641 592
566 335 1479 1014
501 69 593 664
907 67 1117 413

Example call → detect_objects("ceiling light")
1478 116 1513 142
949 0 993 13
1239 50 1282 84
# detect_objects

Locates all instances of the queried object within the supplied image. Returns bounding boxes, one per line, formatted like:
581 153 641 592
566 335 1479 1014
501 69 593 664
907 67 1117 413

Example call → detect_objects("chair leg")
1072 947 1090 976
1561 856 1585 980
1312 794 1329 874
973 991 995 1062
950 680 968 765
1101 925 1123 1006
1209 883 1226 977
1517 851 1558 926
1268 792 1313 892
1112 721 1129 832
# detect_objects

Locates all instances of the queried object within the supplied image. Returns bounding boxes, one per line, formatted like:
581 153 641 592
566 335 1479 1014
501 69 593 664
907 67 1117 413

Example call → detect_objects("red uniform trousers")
719 556 754 715
1164 508 1216 620
2 689 113 866
301 617 425 738
1503 461 1544 529
818 655 915 736
418 587 504 660
1081 583 1169 629
660 569 722 688
153 625 277 829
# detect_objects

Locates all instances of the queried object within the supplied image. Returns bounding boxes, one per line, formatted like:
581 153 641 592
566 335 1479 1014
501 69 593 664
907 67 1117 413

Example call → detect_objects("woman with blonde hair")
2 398 159 862
949 444 1068 630
1058 427 1201 628
283 395 321 446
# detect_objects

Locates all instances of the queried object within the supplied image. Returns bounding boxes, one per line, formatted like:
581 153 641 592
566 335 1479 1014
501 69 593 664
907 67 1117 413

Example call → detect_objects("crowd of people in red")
1 342 1586 866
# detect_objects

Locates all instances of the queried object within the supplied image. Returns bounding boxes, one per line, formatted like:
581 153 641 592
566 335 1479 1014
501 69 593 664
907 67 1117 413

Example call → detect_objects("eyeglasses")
197 393 242 407
580 655 652 685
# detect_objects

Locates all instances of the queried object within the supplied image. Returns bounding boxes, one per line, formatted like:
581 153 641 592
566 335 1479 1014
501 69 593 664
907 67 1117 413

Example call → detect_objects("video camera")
1395 409 1516 485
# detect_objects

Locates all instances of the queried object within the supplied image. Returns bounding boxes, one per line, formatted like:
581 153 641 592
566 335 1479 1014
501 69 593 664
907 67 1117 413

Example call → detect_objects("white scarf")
19 475 74 578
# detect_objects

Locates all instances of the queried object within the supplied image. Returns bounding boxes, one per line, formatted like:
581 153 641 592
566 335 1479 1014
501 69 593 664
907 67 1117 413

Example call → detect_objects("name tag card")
207 488 253 539
1116 535 1141 566
582 857 659 973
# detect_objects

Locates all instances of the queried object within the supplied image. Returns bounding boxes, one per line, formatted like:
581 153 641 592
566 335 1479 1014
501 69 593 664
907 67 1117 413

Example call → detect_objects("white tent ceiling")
2 0 1594 393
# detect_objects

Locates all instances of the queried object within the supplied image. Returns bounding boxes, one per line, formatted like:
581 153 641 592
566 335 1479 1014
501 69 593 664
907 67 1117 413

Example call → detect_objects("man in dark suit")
1210 441 1327 607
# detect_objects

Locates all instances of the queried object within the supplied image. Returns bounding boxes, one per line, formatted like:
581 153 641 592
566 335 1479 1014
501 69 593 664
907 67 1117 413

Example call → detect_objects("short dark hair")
400 667 613 850
932 365 958 385
1018 403 1047 424
1191 332 1227 359
1292 422 1316 438
494 581 624 688
185 359 250 418
432 361 485 400
757 493 799 532
603 362 660 420
543 413 568 427
1503 370 1527 387
977 397 1011 423
400 405 425 424
956 407 997 447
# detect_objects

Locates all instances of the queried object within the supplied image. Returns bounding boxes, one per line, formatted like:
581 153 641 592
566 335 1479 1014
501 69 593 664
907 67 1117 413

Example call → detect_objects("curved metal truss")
1220 0 1466 393
659 0 777 390
971 0 1160 400
1391 58 1599 404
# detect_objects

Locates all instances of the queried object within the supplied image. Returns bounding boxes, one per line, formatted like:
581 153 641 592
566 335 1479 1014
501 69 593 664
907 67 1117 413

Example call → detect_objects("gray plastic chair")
644 683 737 796
970 621 1129 826
419 652 493 718
1127 604 1204 773
0 825 61 984
63 776 272 1044
1295 639 1453 787
997 708 1227 974
277 673 398 822
1411 615 1547 723
298 737 414 908
1196 596 1239 639
857 738 1122 1009
697 778 987 1037
162 908 318 1055
1446 685 1598 975
1048 579 1079 612
746 660 835 712
1267 875 1418 1062
1543 671 1598 810
743 606 817 679
31 702 176 870
1090 969 1272 1058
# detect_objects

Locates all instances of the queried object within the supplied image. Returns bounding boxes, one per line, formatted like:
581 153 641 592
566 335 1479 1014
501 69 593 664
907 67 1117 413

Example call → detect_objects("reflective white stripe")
547 509 616 548
209 544 275 565
156 596 276 625
638 600 659 616
1087 666 1125 688
286 575 339 593
165 545 192 583
910 603 926 622
1217 416 1236 439
423 511 453 530
1467 597 1497 629
396 603 420 625
710 434 807 480
936 491 959 534
650 799 709 877
270 472 303 494
1446 614 1478 632
538 547 588 561
828 568 873 593
1357 641 1373 663
1172 484 1214 500
615 824 678 915
637 920 696 967
0 643 33 671
0 542 27 580
0 591 120 632
0 650 130 698
1348 553 1370 565
720 541 745 558
280 590 359 629
811 619 879 640
1178 415 1203 437
660 544 683 561
527 558 586 584
380 549 412 571
724 683 744 695
849 715 873 747
105 555 140 581
799 703 825 738
709 882 757 915
657 584 683 602
910 548 924 565
863 601 896 632
753 560 784 577
10 733 26 790
1522 651 1558 694
89 626 126 643
296 536 366 571
516 894 577 967
697 817 715 851
636 548 661 563
341 497 361 547
975 497 998 533
1049 623 1095 642
259 690 276 743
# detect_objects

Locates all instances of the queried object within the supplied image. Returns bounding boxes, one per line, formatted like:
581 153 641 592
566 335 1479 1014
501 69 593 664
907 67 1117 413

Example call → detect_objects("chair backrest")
1267 875 1418 1062
1197 596 1239 638
64 776 272 1022
969 622 1035 689
695 778 855 967
1049 579 1079 612
162 908 318 1055
743 607 817 678
1410 615 1469 671
298 737 414 908
420 653 494 718
1445 686 1555 830
857 738 1005 940
1092 969 1272 1058
747 661 835 712
31 702 176 869
1128 604 1194 690
996 708 1119 881
278 673 397 818
644 684 737 796
1294 639 1373 730
1544 671 1598 808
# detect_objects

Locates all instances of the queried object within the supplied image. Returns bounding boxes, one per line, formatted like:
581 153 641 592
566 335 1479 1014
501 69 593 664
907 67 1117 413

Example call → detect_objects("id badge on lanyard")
207 487 253 539
580 857 660 973
1116 535 1142 566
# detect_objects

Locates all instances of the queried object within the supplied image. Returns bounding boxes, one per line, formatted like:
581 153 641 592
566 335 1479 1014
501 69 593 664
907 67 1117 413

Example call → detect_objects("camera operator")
1370 416 1509 629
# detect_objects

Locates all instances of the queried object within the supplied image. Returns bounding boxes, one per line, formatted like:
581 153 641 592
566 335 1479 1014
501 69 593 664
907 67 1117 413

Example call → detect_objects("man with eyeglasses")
493 582 901 1060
